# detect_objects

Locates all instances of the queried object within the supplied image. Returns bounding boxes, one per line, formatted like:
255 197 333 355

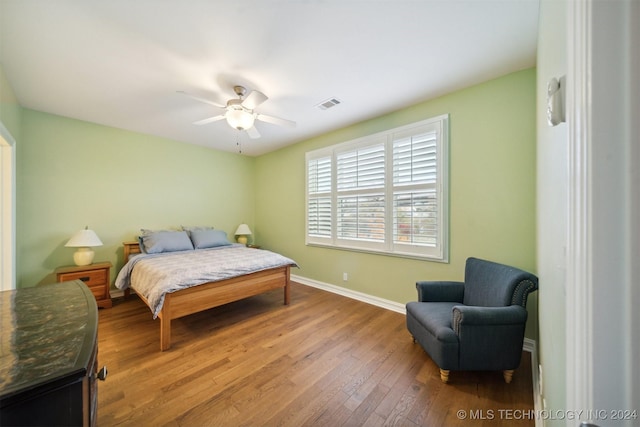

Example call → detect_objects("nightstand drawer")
86 284 108 302
57 269 107 286
55 262 113 308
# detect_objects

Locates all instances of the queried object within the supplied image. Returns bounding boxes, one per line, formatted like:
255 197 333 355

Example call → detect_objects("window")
306 115 449 261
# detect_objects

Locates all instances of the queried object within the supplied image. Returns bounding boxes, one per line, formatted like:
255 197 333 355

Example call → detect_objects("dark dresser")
0 280 106 426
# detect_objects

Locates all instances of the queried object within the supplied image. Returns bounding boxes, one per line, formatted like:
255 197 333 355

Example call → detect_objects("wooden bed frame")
122 241 291 351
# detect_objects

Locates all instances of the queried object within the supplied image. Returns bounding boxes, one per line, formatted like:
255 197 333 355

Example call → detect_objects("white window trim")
306 115 449 262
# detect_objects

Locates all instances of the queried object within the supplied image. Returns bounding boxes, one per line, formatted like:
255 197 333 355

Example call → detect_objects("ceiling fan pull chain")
236 131 243 154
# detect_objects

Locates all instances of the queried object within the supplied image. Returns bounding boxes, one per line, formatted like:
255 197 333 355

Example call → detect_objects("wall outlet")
343 272 348 281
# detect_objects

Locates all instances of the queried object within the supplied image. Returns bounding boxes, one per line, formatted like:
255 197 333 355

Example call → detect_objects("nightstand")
55 262 112 308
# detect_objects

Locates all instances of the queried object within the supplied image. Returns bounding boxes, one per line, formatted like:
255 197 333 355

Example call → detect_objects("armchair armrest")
452 305 528 331
451 305 529 370
416 281 464 303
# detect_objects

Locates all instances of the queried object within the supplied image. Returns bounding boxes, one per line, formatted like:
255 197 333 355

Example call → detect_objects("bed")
115 232 296 351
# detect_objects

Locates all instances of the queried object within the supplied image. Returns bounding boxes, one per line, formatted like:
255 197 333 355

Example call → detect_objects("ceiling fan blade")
242 90 268 110
192 115 225 125
256 113 296 128
177 91 225 108
245 126 261 139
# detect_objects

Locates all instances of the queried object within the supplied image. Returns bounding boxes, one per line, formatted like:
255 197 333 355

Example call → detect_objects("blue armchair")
405 257 538 383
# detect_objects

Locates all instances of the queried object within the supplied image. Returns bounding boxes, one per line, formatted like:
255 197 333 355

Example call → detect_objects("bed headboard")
123 240 141 261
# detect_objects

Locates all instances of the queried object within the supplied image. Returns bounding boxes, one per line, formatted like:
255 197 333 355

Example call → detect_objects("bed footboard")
156 265 290 351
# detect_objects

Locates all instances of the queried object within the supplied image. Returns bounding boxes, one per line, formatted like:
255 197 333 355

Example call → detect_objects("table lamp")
65 226 103 266
234 224 252 245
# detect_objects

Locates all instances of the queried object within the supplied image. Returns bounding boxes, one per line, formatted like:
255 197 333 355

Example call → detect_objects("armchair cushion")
406 302 458 343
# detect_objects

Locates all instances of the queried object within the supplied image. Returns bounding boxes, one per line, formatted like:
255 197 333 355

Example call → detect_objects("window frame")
305 114 449 262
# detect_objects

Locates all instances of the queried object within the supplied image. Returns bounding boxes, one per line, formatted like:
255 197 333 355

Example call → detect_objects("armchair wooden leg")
503 369 514 383
440 369 450 383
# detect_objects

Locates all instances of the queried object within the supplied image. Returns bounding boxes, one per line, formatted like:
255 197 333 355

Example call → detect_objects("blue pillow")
189 229 231 249
140 230 194 254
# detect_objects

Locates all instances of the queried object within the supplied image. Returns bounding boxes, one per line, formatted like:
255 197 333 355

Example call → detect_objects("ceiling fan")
179 86 296 139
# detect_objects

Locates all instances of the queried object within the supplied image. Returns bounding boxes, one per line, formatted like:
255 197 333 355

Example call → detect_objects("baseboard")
523 337 536 353
111 288 123 298
292 273 542 424
291 274 406 314
110 288 130 298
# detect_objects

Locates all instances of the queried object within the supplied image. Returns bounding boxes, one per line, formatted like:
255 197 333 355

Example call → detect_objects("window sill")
305 242 449 263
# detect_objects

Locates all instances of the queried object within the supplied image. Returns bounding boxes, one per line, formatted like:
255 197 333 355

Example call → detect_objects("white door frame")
565 0 591 414
566 0 639 424
0 121 16 291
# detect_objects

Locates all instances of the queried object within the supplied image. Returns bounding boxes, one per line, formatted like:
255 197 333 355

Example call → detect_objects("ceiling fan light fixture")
181 86 294 137
226 108 255 130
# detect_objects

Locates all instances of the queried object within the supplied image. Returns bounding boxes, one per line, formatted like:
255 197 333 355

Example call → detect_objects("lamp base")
73 247 95 266
237 235 248 246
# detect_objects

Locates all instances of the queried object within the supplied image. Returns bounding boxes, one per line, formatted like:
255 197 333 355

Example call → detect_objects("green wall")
255 68 538 337
0 64 22 140
16 110 255 287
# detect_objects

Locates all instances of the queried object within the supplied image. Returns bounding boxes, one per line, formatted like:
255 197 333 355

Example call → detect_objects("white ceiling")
0 0 539 156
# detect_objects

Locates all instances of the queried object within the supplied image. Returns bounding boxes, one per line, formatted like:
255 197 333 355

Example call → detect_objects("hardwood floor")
97 282 534 426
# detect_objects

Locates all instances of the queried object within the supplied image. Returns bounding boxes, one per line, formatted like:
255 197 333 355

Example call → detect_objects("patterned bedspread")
115 245 297 318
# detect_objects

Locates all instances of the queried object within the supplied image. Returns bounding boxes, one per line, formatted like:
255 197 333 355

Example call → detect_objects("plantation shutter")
307 156 332 240
336 143 385 244
392 131 439 247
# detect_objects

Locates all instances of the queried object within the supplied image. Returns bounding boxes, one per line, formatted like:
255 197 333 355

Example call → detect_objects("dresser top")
0 281 98 402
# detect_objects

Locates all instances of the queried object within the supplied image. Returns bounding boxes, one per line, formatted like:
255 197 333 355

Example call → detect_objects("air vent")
316 97 342 110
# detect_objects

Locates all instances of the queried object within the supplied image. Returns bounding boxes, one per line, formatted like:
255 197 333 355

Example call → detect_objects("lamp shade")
65 228 103 247
234 224 252 236
65 227 103 266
